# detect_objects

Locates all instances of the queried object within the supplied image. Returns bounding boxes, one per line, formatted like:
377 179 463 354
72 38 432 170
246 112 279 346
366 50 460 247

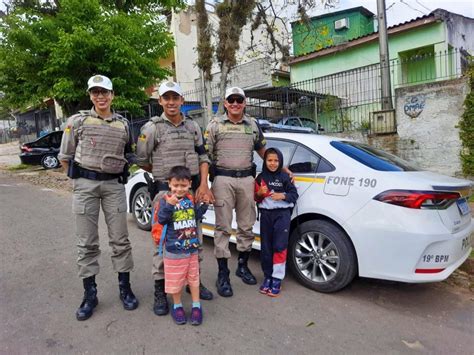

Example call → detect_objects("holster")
144 173 169 200
209 164 216 183
191 175 200 192
118 163 130 185
251 163 257 178
67 159 80 179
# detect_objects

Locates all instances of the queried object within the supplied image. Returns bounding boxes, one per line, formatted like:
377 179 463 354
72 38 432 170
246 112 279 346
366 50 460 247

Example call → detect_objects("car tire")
41 154 60 169
288 220 357 293
131 186 152 231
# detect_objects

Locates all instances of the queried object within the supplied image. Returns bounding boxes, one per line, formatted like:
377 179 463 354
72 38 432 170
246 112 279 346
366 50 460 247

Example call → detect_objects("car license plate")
456 198 470 216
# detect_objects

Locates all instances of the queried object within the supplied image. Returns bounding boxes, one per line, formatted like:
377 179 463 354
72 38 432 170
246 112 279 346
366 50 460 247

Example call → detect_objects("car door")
202 139 297 249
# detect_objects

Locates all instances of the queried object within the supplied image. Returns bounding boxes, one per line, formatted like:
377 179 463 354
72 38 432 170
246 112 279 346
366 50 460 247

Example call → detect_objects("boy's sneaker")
259 278 272 294
171 306 187 325
267 278 282 297
190 307 203 326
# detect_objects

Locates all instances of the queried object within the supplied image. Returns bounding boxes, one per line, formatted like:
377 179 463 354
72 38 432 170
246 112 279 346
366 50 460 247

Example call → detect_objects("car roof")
264 132 345 146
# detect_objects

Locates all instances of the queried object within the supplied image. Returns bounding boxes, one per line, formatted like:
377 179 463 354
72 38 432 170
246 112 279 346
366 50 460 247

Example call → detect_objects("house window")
398 45 435 86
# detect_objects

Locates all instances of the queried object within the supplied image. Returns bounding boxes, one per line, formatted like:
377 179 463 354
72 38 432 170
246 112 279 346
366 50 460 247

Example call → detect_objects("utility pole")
376 0 393 110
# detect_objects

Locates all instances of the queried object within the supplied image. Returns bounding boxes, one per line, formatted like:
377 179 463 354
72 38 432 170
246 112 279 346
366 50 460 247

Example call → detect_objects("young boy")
255 148 298 297
155 166 209 325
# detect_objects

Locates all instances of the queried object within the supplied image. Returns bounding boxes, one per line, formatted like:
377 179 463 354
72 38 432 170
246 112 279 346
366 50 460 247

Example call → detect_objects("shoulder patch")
138 133 146 141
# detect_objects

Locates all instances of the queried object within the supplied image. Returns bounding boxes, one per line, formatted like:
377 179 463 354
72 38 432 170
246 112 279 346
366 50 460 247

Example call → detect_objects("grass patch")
469 195 474 203
7 164 30 171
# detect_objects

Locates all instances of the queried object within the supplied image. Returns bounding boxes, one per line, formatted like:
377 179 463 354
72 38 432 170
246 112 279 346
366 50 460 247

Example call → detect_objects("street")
0 170 472 354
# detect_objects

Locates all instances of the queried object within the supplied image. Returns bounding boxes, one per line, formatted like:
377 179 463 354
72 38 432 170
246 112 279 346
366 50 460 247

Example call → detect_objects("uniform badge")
138 134 146 141
65 125 72 133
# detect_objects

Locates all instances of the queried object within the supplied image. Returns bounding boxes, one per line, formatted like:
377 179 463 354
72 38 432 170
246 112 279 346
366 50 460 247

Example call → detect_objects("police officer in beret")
205 87 267 297
136 81 214 316
59 75 138 321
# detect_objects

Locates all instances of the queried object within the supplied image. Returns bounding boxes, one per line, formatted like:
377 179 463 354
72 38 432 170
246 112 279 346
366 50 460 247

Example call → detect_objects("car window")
32 135 51 148
300 118 316 130
50 132 63 147
316 158 335 173
287 118 300 127
331 141 419 171
289 145 320 173
253 139 296 172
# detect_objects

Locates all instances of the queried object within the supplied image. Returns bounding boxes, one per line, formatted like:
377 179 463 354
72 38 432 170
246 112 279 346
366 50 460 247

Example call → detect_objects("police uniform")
59 74 138 321
206 94 266 296
59 108 134 278
206 113 266 258
136 108 211 313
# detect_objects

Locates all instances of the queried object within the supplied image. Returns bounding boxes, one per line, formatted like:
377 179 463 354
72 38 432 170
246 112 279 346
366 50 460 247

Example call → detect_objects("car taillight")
374 190 460 209
21 145 32 152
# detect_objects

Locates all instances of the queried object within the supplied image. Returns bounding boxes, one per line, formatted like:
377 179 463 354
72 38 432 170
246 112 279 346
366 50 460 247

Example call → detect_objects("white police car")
126 132 473 293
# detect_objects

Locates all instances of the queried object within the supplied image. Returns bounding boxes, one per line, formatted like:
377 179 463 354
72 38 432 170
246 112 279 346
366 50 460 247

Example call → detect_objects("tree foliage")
194 0 337 114
0 0 185 117
459 60 474 177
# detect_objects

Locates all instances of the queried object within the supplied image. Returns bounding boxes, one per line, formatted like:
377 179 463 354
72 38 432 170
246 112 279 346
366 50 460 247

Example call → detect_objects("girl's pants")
260 209 291 280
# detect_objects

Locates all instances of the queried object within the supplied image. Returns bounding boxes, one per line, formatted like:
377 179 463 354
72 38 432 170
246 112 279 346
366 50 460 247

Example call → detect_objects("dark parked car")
19 131 63 169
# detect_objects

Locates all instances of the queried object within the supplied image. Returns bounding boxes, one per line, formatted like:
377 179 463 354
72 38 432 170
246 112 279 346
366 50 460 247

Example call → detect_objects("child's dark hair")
265 148 278 157
167 166 192 181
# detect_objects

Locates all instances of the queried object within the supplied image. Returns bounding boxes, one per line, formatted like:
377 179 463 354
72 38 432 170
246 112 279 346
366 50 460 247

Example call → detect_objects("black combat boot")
186 282 214 301
76 276 98 321
235 251 257 285
216 258 233 297
153 279 169 316
118 272 139 310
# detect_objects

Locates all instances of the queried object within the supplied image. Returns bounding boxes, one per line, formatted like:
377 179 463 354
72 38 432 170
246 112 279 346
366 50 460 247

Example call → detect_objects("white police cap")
87 75 113 91
225 86 245 100
158 81 183 96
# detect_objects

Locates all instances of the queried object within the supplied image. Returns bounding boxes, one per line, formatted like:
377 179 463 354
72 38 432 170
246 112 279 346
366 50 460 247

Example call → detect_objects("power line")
415 0 432 13
399 0 427 16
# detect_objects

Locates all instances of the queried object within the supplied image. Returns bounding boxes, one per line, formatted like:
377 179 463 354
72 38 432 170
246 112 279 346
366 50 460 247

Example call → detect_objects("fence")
290 48 469 133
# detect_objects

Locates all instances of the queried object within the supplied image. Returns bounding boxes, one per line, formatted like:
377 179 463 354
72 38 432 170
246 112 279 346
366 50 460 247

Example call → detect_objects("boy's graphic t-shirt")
157 194 208 257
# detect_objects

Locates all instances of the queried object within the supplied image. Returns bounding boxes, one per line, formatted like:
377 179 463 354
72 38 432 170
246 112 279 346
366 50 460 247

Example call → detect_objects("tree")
194 0 337 115
0 0 185 117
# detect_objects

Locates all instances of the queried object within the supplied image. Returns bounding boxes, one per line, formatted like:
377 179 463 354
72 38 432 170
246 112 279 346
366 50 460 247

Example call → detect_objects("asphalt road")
0 170 472 354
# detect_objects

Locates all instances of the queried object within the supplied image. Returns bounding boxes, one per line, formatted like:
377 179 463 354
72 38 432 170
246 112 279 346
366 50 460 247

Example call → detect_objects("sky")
312 0 474 27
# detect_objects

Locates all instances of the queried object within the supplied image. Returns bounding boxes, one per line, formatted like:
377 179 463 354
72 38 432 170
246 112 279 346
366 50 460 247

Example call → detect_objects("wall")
292 8 374 56
171 8 287 92
326 77 468 177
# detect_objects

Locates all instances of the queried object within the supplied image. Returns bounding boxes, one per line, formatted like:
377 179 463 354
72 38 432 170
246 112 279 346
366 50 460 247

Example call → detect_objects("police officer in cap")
205 87 267 297
59 75 138 321
136 81 214 316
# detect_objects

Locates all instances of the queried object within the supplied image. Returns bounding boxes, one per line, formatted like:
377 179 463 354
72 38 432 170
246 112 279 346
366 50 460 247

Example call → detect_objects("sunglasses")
90 89 111 97
226 96 244 104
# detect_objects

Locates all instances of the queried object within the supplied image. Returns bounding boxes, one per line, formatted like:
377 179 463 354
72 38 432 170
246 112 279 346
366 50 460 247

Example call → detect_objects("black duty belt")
214 167 253 178
78 166 121 181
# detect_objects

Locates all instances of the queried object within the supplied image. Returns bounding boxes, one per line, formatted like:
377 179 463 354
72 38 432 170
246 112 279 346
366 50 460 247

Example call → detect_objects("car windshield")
331 141 419 171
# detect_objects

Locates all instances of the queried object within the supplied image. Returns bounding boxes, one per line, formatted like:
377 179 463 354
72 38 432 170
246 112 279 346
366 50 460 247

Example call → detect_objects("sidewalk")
0 141 21 166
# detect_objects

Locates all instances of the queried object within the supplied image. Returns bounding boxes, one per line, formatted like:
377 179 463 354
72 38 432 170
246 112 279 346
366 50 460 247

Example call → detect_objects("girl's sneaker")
190 307 203 326
259 278 272 294
171 306 187 325
267 278 282 297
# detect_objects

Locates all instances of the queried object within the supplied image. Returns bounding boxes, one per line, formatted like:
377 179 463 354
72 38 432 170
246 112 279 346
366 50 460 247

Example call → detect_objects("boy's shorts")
164 253 199 294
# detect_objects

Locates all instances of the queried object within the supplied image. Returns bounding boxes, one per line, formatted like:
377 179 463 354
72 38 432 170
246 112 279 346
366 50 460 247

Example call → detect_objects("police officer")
205 87 266 297
59 75 138 321
136 81 214 316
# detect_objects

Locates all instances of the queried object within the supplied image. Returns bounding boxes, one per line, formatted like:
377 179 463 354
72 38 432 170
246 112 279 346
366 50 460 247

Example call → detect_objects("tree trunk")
217 62 230 115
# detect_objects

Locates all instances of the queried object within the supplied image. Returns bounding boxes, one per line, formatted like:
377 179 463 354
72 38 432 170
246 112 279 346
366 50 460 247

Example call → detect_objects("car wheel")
288 220 357 293
132 186 152 231
41 154 60 169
